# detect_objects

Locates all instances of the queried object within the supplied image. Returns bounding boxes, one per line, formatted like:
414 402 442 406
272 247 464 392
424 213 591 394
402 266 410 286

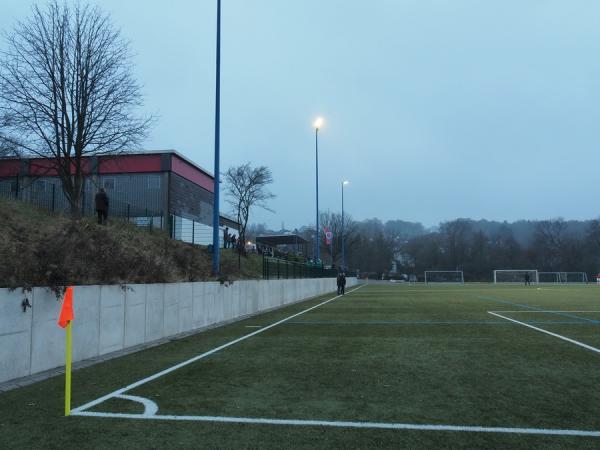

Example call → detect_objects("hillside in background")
0 198 261 293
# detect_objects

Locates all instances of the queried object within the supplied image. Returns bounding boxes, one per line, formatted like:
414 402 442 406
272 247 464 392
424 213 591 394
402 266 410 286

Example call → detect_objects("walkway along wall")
0 278 358 384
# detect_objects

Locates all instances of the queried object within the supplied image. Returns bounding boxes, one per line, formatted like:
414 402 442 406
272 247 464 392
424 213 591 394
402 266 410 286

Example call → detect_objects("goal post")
493 269 538 284
424 270 464 284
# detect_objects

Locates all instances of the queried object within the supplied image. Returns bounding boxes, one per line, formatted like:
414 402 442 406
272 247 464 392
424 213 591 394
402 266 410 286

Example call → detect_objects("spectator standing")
95 188 109 225
341 272 347 295
223 227 229 248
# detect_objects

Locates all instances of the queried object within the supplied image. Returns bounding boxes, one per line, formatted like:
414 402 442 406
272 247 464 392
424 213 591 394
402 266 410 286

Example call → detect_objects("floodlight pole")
211 0 222 276
314 127 320 264
341 181 346 270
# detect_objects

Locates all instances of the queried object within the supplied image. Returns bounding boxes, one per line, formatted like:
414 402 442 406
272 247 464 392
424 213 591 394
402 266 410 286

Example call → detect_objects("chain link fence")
262 255 338 280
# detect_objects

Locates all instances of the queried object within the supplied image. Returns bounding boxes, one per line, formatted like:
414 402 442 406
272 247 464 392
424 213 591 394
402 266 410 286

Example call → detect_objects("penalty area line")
71 284 366 414
488 311 600 354
70 411 600 437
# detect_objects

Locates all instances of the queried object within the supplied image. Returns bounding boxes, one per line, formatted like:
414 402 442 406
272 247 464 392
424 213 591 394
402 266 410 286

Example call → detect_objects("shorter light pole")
341 180 349 270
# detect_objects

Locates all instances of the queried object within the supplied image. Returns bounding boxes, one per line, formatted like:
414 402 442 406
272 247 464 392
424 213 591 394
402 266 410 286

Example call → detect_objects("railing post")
127 204 130 222
51 184 55 212
81 186 86 216
277 259 280 279
192 220 195 244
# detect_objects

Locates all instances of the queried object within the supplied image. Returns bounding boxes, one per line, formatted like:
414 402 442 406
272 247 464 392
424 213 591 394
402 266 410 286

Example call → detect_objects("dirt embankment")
0 198 259 294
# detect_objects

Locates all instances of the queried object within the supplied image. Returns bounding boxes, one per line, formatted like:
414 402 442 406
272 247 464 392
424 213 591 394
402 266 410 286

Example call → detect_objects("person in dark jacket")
340 272 347 295
223 227 229 248
336 273 343 295
95 188 109 225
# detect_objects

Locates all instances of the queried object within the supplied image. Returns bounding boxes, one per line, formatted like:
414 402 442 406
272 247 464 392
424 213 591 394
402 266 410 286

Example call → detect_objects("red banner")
323 227 333 245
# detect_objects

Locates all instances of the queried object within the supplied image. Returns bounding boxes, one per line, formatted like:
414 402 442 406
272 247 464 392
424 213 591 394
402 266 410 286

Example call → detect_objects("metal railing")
0 175 164 231
262 255 338 280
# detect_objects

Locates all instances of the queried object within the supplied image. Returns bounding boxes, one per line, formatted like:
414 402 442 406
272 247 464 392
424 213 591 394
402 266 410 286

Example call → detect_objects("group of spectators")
222 226 240 249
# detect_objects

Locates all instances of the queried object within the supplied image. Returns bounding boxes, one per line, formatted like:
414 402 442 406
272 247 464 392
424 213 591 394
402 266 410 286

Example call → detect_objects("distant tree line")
249 216 600 280
399 218 600 281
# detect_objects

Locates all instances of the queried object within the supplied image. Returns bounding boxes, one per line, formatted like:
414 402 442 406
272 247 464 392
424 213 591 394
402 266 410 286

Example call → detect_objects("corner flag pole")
65 321 72 416
57 286 75 416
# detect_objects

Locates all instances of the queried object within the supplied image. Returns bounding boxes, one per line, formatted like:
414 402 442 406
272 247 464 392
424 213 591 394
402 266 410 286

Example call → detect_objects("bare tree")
0 1 152 215
225 163 275 250
320 211 357 266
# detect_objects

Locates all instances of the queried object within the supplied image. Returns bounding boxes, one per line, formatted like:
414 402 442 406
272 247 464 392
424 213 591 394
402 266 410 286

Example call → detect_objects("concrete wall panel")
163 283 179 337
145 284 165 342
124 284 147 348
30 288 64 374
191 282 207 328
0 289 32 383
178 282 193 333
99 286 125 355
72 286 101 361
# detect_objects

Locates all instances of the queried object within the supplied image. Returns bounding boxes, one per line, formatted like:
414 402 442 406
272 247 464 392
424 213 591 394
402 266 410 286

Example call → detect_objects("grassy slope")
0 197 261 290
2 284 600 448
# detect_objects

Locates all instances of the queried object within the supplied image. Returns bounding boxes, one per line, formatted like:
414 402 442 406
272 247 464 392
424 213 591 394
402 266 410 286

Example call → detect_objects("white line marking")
72 285 366 414
114 394 158 417
488 311 600 354
69 411 600 437
489 311 600 314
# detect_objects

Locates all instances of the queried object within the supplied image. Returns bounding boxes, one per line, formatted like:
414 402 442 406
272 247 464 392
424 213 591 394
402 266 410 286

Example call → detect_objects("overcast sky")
3 1 600 229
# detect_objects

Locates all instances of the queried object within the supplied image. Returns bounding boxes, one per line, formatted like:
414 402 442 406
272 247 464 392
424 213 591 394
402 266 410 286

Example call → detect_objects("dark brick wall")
169 172 213 225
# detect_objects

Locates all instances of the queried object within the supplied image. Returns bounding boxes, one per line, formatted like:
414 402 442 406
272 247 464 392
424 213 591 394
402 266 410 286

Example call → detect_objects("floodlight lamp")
313 117 324 129
343 180 350 186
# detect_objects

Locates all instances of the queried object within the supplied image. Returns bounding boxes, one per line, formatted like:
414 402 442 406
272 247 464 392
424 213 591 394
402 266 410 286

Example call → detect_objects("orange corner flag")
58 286 75 328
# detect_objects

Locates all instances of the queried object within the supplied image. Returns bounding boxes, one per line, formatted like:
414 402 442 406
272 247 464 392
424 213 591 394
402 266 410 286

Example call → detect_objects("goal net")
493 270 538 284
562 272 588 283
538 272 588 283
538 272 562 283
424 271 464 284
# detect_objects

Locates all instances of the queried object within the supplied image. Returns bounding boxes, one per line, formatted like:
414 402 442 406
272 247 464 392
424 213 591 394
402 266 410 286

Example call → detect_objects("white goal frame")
424 270 464 284
493 269 539 284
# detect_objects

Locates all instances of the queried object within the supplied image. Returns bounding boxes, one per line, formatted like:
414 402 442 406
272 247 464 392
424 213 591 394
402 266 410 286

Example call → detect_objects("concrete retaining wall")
0 277 357 384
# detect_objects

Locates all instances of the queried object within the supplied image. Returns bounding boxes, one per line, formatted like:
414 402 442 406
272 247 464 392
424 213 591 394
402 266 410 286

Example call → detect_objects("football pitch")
2 282 600 449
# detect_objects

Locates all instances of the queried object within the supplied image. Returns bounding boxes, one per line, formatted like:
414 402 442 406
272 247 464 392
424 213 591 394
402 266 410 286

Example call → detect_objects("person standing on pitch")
524 272 531 286
336 272 343 295
341 272 347 295
95 187 109 225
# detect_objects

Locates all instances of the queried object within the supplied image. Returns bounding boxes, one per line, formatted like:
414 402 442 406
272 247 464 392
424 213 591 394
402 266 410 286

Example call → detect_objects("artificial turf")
2 283 600 449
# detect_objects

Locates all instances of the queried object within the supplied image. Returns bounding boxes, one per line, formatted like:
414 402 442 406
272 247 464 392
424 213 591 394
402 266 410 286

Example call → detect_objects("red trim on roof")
171 154 214 192
29 158 92 176
0 160 20 177
99 154 162 174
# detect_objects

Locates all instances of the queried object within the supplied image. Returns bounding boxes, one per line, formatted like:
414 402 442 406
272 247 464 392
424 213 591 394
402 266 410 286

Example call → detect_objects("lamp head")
343 180 350 186
313 117 324 129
